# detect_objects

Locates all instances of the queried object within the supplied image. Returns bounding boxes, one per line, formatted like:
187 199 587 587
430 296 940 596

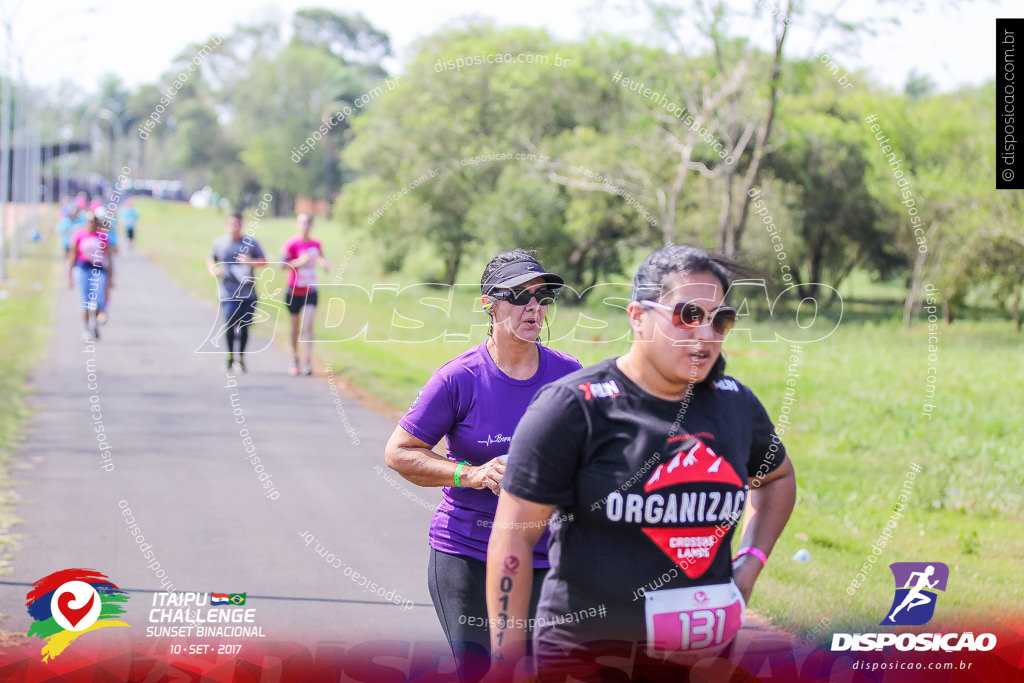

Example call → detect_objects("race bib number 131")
645 581 744 654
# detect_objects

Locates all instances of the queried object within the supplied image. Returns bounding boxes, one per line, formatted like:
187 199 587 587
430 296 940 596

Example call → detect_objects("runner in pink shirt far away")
280 213 330 375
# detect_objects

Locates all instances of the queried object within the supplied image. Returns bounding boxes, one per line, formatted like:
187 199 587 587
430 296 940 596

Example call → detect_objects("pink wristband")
735 547 767 566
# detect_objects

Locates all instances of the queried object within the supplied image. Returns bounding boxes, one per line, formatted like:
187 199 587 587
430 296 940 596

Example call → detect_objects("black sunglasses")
641 299 737 335
490 287 559 306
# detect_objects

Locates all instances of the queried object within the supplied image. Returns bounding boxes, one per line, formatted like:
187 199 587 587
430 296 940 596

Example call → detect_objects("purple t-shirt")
399 341 582 566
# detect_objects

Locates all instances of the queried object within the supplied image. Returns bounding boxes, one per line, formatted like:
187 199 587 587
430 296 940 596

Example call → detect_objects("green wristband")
454 461 469 487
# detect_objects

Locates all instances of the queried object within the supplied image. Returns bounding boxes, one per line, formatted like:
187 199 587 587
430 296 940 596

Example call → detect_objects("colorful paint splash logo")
25 569 130 661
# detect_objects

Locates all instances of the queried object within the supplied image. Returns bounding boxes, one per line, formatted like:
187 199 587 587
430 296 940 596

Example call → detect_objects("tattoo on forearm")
499 575 513 628
496 556 517 644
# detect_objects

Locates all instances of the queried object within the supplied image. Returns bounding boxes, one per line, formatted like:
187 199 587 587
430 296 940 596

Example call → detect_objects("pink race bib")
294 247 319 288
645 580 744 654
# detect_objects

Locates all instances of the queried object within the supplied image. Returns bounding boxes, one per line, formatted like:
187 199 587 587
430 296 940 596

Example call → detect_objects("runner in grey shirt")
206 212 267 372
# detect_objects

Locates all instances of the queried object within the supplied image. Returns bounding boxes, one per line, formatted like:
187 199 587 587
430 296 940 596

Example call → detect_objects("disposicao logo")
883 561 948 626
831 561 997 653
26 569 130 661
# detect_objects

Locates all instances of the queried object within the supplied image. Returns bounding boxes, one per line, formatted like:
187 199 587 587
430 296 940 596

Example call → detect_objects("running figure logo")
882 562 949 626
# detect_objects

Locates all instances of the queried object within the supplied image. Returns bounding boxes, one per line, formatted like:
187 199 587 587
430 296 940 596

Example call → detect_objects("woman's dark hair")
480 248 539 289
632 244 746 383
631 245 737 302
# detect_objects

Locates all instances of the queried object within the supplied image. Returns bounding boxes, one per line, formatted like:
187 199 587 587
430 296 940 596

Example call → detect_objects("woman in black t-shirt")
485 245 797 680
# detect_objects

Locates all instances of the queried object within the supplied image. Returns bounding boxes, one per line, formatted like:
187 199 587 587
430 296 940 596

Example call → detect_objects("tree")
765 103 898 298
292 7 391 77
579 0 938 259
232 44 348 207
149 13 391 210
86 73 136 179
341 23 577 284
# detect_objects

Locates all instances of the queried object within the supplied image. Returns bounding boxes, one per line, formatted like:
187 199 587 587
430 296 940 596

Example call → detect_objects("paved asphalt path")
0 246 447 652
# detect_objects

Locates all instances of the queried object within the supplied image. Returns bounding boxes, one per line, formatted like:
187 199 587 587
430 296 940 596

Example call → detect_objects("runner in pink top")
280 213 329 375
67 212 115 342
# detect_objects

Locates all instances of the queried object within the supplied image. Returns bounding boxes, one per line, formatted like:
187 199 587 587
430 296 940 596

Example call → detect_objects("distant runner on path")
206 212 267 373
56 205 85 259
280 213 328 376
67 212 114 342
120 198 140 247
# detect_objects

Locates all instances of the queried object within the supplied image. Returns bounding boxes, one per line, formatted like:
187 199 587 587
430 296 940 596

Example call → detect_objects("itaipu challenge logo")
25 569 130 661
882 562 949 626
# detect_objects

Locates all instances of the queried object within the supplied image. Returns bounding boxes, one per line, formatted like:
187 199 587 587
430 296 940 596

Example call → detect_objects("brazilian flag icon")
228 593 246 606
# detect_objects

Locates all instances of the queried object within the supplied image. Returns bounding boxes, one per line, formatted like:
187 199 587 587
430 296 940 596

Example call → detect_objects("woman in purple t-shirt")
384 249 581 681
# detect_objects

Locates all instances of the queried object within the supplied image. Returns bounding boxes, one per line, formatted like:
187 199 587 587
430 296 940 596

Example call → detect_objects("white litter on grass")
793 549 811 563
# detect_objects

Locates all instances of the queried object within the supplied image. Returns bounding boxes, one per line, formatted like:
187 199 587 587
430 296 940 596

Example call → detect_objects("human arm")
104 225 118 256
385 367 507 492
206 241 223 278
486 491 555 674
66 239 76 286
236 253 266 269
731 386 798 602
383 426 505 493
484 383 587 674
239 242 267 269
205 256 223 278
733 457 796 603
280 241 309 268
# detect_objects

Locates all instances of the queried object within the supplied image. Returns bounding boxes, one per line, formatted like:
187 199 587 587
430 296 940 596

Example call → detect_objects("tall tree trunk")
445 248 462 288
806 242 823 299
1013 286 1022 332
903 247 927 328
717 170 735 253
718 1 790 258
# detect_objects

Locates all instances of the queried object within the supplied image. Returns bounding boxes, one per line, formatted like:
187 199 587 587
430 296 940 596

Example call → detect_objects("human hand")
466 457 507 495
732 554 763 604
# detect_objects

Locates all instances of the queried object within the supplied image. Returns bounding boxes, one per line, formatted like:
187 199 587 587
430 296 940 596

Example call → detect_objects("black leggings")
428 548 546 681
226 323 248 356
221 298 257 355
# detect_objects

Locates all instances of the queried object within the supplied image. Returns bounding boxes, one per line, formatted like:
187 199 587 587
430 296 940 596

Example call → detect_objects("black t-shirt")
503 357 786 657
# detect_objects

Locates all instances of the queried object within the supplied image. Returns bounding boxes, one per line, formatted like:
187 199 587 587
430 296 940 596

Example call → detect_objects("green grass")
727 321 1023 639
134 198 1022 637
0 224 61 577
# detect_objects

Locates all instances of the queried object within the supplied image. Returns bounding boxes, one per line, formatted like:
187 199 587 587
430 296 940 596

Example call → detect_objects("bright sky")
1 0 1015 93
